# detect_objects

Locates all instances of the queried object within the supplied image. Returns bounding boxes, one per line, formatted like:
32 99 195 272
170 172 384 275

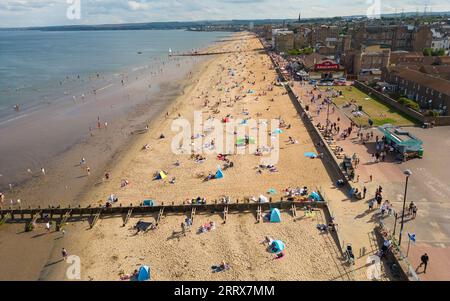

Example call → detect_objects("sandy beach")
1 33 355 281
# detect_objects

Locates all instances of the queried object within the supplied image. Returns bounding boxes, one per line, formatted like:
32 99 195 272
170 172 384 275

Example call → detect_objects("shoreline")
41 33 348 281
0 37 231 281
2 33 356 281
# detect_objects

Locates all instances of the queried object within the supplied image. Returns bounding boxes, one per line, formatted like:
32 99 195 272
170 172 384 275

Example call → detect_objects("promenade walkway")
292 82 450 281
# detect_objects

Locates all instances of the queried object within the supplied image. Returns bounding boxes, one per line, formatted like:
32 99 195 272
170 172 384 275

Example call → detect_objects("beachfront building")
272 29 295 53
431 28 450 53
390 51 435 67
311 59 345 80
341 45 391 83
383 66 450 115
310 25 340 55
351 24 433 52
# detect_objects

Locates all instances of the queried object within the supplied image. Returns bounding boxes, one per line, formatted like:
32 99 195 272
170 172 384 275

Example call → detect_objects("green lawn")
330 86 417 127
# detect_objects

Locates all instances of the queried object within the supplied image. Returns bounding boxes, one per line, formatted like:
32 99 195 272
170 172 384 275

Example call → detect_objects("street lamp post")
325 98 331 134
393 212 398 236
398 169 412 247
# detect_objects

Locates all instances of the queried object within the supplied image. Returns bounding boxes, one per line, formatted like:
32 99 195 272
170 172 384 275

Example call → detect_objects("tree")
423 48 432 56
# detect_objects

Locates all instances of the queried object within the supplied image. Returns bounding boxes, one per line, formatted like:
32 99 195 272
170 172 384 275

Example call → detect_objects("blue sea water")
0 29 229 121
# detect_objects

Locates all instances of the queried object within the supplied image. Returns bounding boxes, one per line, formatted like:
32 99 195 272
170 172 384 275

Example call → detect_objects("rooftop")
387 66 450 96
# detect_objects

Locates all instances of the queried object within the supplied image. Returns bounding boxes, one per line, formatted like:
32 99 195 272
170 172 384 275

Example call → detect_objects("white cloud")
127 1 151 11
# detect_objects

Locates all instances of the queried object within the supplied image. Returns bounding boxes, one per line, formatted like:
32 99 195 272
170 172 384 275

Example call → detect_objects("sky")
0 0 449 28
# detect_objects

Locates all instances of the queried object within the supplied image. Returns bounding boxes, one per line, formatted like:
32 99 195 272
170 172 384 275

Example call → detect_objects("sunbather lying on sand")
211 261 230 273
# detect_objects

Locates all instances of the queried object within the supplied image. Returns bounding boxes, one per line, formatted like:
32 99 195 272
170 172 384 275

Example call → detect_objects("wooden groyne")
170 50 236 57
0 199 327 228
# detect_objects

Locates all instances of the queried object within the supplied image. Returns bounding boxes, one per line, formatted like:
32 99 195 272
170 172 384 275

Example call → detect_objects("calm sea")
0 29 229 121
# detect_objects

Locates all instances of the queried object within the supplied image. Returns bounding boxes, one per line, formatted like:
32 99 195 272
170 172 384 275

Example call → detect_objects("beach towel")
305 211 316 218
236 137 256 146
267 188 277 195
273 129 283 135
304 152 317 158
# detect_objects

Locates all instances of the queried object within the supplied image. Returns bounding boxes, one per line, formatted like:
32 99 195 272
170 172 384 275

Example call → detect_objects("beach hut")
269 240 285 254
137 265 150 281
270 208 282 223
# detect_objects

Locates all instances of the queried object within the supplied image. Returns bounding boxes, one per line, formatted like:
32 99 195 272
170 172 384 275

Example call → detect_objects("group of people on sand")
199 221 216 234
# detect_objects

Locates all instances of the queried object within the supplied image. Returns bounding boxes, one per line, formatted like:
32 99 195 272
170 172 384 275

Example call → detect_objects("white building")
431 28 450 52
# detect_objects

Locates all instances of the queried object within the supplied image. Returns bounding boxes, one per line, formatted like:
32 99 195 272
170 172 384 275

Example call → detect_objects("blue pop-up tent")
270 208 282 223
269 240 285 254
215 169 224 179
309 191 322 202
143 200 154 207
137 266 150 281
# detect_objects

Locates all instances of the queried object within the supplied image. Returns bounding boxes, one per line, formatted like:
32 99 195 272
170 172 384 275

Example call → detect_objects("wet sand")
0 45 220 281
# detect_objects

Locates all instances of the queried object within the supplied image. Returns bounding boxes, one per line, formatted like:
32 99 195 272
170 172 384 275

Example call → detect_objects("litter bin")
418 149 424 158
358 105 363 111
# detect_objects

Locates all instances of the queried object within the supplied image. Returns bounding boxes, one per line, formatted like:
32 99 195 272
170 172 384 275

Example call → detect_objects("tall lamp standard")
398 169 413 247
325 98 331 134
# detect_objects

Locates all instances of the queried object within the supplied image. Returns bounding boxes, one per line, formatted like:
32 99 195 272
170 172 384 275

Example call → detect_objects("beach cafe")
312 60 345 80
378 124 424 160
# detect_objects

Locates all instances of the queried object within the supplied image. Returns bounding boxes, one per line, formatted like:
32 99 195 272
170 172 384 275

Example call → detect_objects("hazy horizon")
1 0 450 28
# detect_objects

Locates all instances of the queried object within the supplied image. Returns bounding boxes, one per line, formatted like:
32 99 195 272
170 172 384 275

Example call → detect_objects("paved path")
291 82 394 281
292 82 450 280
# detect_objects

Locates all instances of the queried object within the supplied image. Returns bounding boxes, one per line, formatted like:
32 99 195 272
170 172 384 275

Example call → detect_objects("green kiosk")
378 124 424 160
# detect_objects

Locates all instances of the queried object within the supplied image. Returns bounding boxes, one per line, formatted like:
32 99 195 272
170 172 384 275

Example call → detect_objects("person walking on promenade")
408 201 415 216
412 205 418 219
418 253 429 274
62 248 69 261
363 186 367 199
